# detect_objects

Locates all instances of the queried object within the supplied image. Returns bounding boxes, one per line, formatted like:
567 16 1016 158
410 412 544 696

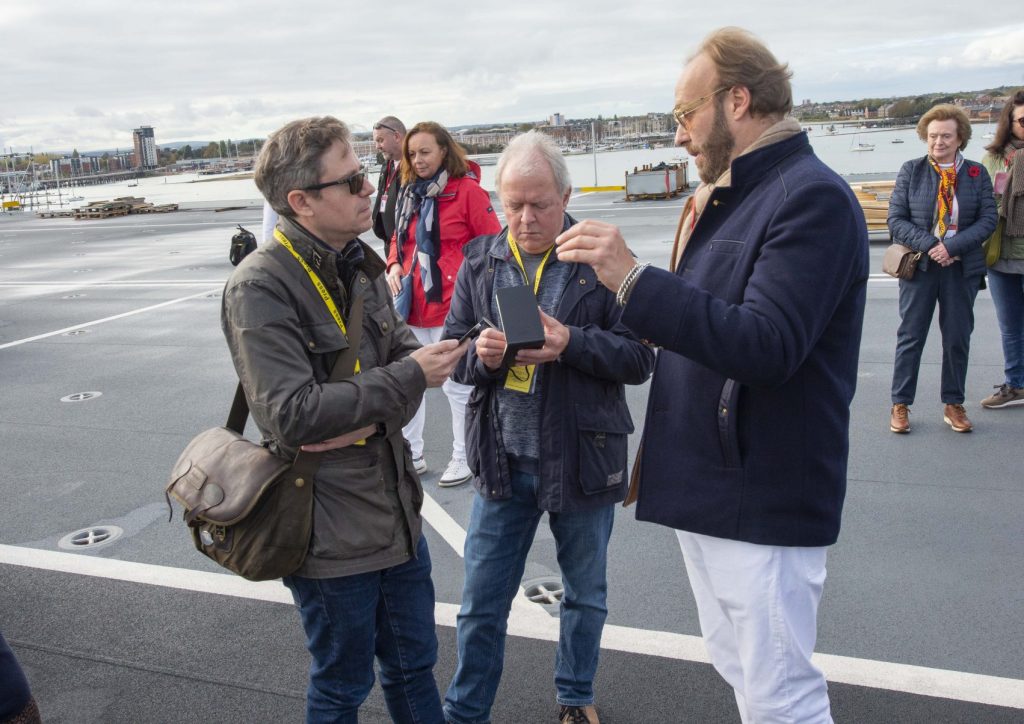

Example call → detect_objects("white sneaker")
412 456 427 474
438 458 472 487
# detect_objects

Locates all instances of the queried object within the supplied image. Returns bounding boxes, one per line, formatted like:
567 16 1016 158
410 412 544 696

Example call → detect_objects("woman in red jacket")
387 121 501 486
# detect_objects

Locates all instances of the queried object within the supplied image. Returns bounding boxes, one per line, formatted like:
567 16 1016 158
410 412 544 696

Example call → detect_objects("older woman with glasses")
888 104 997 434
386 121 501 486
980 90 1024 409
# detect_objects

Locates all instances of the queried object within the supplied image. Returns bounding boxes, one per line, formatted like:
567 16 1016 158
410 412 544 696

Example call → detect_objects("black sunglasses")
374 122 398 133
1016 117 1024 129
303 167 367 194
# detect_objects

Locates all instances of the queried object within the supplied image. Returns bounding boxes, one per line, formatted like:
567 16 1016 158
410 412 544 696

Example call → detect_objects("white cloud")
1 0 1019 152
961 27 1024 66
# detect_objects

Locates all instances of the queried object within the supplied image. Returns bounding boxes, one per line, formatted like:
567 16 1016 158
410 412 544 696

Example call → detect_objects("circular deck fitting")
205 292 221 299
58 525 124 551
62 329 90 336
60 391 102 402
523 578 564 614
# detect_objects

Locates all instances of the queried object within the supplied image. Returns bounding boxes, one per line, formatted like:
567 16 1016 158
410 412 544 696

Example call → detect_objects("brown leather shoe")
559 704 600 724
943 404 973 432
890 403 910 433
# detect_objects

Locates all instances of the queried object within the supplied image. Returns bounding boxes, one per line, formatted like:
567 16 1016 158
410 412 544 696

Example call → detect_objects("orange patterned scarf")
928 156 960 239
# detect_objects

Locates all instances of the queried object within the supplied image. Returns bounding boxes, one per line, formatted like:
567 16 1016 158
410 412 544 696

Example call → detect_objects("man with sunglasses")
223 115 465 722
557 28 868 723
372 116 407 259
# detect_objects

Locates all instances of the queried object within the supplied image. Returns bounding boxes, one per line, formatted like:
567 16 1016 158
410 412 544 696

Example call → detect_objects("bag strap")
226 290 367 470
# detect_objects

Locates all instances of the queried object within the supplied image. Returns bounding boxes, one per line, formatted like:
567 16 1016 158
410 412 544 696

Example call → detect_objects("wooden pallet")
37 210 75 218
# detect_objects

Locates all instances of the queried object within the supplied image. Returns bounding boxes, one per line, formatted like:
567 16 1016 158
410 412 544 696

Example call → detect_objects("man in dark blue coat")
442 131 654 724
557 28 868 723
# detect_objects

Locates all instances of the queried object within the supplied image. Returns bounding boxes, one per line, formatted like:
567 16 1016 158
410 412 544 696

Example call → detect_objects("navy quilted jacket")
887 155 997 278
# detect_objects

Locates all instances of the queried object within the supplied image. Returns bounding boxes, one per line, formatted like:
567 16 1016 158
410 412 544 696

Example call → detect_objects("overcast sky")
3 1 1022 153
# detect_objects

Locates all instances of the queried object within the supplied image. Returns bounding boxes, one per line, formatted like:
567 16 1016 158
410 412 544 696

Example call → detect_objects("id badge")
503 364 537 394
994 172 1008 196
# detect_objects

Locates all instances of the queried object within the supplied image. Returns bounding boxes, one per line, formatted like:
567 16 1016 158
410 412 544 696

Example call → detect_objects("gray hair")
374 115 406 136
495 130 572 194
255 116 351 218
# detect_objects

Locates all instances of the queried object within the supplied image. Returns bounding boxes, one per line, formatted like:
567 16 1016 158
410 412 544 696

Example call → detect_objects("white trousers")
676 531 833 724
403 325 471 460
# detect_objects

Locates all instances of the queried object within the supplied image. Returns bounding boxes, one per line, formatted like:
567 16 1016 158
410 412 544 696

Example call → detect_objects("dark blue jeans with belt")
891 261 981 405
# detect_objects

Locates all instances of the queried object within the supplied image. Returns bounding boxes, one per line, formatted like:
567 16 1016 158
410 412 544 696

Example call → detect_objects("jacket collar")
277 215 386 285
725 131 811 191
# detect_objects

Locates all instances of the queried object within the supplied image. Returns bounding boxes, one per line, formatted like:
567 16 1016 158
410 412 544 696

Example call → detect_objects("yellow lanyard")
507 235 554 293
503 235 553 393
274 228 360 374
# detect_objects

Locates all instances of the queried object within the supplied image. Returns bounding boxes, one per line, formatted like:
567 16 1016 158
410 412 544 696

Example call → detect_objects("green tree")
203 142 220 159
71 148 80 158
180 144 194 159
888 100 917 120
219 140 228 157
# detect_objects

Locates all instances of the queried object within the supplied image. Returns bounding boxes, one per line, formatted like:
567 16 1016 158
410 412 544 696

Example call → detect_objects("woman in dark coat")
980 90 1024 408
888 104 997 433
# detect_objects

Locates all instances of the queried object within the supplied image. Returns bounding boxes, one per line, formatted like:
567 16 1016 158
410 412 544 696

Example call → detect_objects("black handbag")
229 225 258 266
166 295 364 581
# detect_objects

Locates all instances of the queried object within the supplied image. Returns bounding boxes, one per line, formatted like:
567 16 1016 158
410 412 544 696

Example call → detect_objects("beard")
693 99 735 184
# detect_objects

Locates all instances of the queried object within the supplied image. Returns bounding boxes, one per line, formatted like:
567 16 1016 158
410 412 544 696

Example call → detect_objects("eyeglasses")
673 87 729 128
303 167 367 194
373 122 398 133
1015 117 1024 129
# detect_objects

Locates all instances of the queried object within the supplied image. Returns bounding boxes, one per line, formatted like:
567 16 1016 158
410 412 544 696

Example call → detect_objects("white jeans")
676 531 833 724
403 325 471 461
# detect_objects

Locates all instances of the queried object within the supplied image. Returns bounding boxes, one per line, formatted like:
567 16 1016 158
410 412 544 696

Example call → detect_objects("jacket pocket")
308 451 395 559
717 379 742 469
367 303 395 367
300 320 349 381
575 401 633 495
465 388 487 477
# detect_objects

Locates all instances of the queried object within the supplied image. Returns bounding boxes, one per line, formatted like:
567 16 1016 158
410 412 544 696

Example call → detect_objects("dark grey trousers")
891 261 981 405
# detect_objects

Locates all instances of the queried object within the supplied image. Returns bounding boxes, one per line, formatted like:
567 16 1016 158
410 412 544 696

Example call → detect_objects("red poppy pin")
968 165 980 178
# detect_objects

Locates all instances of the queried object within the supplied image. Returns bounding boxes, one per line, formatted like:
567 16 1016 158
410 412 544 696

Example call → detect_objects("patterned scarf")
928 152 962 239
1001 139 1024 237
393 169 449 303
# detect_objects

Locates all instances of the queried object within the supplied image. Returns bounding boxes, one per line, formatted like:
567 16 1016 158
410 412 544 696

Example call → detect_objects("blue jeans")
987 268 1024 388
284 536 443 724
444 470 615 724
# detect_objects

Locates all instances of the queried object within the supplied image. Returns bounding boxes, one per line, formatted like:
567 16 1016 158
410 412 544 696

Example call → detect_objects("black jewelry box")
495 285 545 367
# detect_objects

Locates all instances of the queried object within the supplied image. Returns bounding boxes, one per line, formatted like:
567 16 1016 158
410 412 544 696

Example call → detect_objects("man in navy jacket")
442 131 653 724
557 28 868 723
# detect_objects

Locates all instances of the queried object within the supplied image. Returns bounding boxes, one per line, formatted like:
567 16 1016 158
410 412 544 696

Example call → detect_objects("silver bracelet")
615 262 650 307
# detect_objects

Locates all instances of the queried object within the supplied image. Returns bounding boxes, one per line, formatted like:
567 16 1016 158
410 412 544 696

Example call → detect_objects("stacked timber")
74 200 132 219
73 197 179 220
849 180 894 232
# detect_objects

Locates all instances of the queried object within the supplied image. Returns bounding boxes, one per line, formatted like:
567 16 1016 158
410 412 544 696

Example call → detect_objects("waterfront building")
132 126 158 169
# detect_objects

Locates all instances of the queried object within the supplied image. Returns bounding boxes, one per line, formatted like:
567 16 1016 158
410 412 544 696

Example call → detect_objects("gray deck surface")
0 192 1021 723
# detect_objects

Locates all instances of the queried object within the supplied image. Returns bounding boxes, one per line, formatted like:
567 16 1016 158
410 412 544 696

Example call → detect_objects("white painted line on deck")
1 542 1020 709
0 280 226 287
0 288 220 350
8 221 256 232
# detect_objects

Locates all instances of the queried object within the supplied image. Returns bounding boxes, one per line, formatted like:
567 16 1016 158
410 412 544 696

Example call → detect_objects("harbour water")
14 123 997 210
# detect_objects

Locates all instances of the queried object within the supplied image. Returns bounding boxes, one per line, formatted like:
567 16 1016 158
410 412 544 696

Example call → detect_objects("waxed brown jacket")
221 215 426 578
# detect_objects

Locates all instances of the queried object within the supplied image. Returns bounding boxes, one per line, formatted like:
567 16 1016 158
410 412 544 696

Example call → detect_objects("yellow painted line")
578 185 625 192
